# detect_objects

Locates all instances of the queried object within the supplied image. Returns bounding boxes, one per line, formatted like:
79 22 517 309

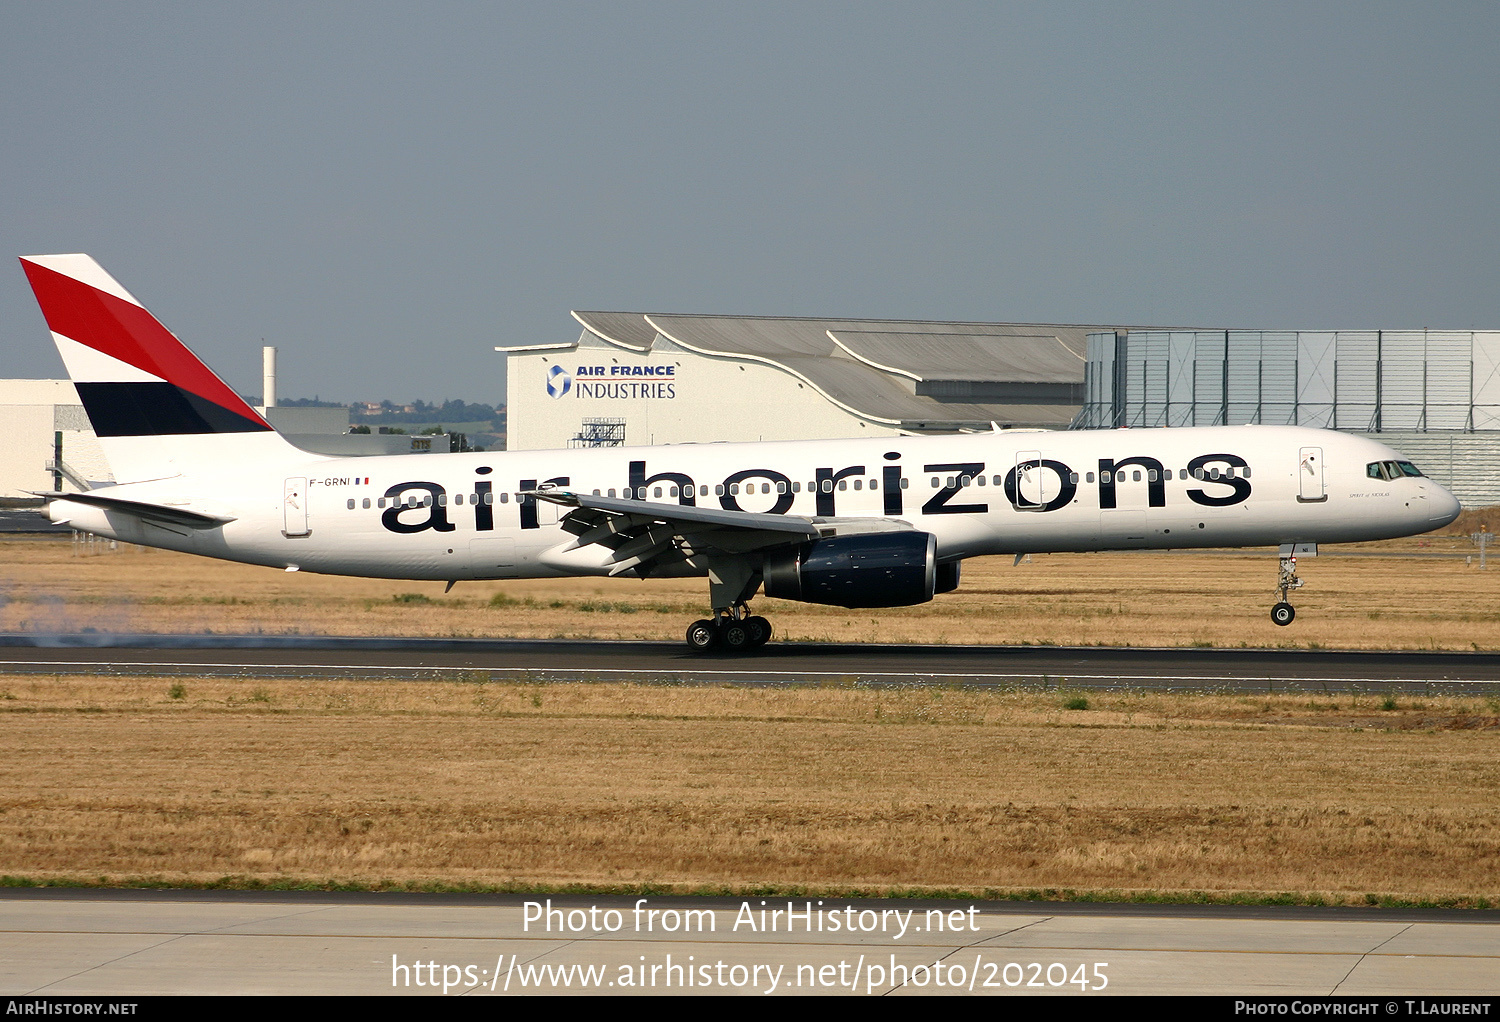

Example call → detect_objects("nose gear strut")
1272 552 1304 626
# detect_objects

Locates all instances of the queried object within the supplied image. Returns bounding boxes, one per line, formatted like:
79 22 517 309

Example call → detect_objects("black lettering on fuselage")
381 482 455 534
630 461 696 505
720 469 794 514
1003 459 1077 513
922 462 987 515
473 479 493 531
1098 456 1166 509
882 464 903 516
519 477 570 529
814 465 866 517
1186 454 1251 507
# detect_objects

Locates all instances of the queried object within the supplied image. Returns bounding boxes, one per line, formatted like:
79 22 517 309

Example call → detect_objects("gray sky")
3 2 1497 405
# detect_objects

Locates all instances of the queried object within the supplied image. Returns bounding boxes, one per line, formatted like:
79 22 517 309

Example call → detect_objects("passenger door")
1297 448 1326 503
283 477 310 537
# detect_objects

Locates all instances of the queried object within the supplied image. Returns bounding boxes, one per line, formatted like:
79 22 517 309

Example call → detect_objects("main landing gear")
1271 551 1305 626
686 607 772 652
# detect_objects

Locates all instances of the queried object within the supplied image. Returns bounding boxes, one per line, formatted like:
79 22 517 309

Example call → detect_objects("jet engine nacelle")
763 532 937 608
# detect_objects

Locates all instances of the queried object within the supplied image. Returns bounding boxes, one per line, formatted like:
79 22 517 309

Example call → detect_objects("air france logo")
546 364 572 399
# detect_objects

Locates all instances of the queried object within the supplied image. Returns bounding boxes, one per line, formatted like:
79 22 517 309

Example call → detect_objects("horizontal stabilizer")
35 491 235 530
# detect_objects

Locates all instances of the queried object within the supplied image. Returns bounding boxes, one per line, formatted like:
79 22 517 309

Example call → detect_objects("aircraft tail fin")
20 254 312 483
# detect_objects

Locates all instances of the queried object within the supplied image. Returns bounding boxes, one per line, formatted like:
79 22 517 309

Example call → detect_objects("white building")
500 312 1105 451
0 380 112 496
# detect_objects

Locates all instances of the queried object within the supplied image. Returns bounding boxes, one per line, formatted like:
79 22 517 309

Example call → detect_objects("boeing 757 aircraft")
20 254 1463 651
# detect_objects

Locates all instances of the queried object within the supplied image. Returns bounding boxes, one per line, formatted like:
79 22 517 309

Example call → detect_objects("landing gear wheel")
686 619 720 650
720 620 752 651
745 616 772 647
1271 602 1296 626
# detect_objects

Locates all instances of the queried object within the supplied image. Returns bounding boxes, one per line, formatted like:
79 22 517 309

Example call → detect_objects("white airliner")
20 254 1463 650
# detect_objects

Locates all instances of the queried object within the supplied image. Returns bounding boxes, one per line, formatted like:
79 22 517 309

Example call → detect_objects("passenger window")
822 480 833 493
792 481 801 492
592 489 600 496
1069 473 1079 484
763 483 771 494
1132 471 1141 482
1086 472 1095 483
700 485 709 496
945 477 955 488
715 484 725 496
653 487 662 498
1242 467 1251 478
900 478 909 489
1224 468 1234 479
495 493 504 504
870 479 878 491
362 498 370 509
1147 469 1158 482
992 475 1002 486
1100 471 1111 483
607 488 616 497
668 485 678 497
960 475 971 486
853 479 862 490
1194 468 1205 480
378 497 386 508
346 498 355 509
777 481 787 494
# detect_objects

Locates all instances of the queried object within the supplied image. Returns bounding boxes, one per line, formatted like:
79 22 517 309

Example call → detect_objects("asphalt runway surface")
6 634 1497 998
3 890 1497 997
2 633 1500 692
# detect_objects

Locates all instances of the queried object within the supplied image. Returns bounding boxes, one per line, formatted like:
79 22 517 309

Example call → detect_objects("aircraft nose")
1429 484 1462 527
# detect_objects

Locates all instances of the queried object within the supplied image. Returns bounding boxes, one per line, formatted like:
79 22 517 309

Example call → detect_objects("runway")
3 890 1497 996
1 633 1499 692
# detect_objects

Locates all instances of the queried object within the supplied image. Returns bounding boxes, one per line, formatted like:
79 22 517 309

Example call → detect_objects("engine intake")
763 532 937 608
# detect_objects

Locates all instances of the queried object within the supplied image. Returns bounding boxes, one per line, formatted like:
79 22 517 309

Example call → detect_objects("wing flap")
529 488 915 574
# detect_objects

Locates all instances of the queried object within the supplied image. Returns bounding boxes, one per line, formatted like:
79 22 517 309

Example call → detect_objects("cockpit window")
1368 460 1425 481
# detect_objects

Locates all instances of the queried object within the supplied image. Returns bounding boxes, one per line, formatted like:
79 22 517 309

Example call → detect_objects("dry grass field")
0 676 1496 902
2 531 1497 903
2 529 1499 649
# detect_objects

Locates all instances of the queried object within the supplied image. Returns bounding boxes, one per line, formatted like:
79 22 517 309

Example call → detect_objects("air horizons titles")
373 450 1255 536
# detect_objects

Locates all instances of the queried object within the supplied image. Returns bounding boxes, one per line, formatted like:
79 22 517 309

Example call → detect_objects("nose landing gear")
1272 551 1305 626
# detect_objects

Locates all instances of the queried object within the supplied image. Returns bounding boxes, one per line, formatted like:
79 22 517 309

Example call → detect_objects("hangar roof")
500 311 1121 430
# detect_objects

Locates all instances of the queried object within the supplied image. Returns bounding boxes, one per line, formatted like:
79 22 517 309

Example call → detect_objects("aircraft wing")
33 491 236 530
528 489 911 577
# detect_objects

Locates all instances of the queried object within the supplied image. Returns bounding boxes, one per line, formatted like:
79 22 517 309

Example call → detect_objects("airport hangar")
500 313 1500 508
